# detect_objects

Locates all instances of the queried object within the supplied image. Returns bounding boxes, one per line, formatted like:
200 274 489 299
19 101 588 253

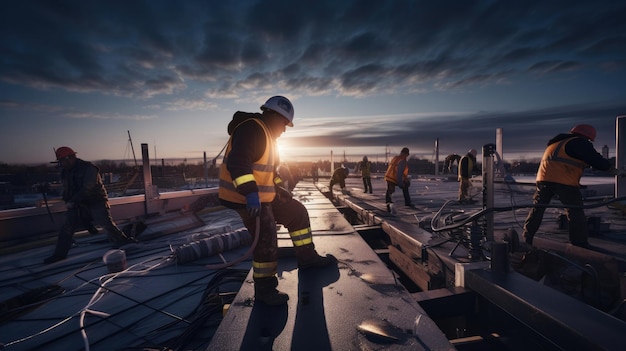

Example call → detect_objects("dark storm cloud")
292 101 626 160
2 0 625 99
1 0 626 164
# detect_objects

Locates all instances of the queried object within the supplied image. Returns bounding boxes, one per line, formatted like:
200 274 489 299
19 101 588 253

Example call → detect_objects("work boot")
110 234 138 248
295 245 337 270
254 276 289 305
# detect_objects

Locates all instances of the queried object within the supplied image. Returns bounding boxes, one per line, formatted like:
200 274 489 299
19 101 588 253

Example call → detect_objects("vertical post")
495 128 503 162
203 151 208 188
482 143 495 242
495 128 503 180
617 116 626 197
142 143 158 215
434 138 439 175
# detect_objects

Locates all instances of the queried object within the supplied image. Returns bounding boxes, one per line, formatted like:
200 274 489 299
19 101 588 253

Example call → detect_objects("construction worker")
218 96 335 305
358 156 373 193
329 166 349 193
444 153 461 174
44 147 134 263
523 124 614 248
384 147 413 212
310 162 319 182
458 149 478 204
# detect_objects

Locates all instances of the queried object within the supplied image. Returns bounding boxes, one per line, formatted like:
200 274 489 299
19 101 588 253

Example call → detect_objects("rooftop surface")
1 174 625 350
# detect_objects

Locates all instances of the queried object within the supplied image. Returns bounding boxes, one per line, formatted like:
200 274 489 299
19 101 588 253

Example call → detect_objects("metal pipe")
482 143 495 241
616 116 626 197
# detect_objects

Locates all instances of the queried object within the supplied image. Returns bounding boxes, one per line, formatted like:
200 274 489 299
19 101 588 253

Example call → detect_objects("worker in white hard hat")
218 96 336 305
458 148 478 204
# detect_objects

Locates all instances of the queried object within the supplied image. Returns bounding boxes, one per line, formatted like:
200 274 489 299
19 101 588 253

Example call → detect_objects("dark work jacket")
220 111 277 209
62 159 108 205
544 133 611 172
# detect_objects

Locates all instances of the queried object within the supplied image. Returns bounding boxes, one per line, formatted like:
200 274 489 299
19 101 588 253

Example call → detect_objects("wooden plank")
389 244 440 291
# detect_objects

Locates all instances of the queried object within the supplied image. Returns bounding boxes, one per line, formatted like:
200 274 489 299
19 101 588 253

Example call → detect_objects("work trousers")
330 178 346 190
362 176 372 193
385 181 411 206
523 181 587 245
52 201 126 258
458 178 472 201
237 197 311 271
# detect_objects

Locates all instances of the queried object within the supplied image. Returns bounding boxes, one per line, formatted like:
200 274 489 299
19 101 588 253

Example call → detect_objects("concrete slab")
208 181 454 351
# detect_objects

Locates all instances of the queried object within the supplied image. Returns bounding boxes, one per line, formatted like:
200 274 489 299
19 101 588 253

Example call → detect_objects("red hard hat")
55 146 76 160
570 124 596 141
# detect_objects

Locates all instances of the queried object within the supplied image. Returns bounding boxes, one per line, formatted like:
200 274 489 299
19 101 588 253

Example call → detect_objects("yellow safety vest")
458 155 475 180
218 119 277 203
360 161 371 177
384 155 408 184
536 137 587 187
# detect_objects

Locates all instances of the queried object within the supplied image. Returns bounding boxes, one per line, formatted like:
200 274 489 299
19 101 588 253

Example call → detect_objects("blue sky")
1 0 625 165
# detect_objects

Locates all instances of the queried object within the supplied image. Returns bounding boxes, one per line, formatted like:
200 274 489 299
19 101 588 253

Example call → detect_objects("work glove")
245 192 261 217
275 186 292 203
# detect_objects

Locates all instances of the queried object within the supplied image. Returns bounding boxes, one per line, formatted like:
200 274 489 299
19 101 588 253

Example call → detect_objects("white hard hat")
261 96 294 127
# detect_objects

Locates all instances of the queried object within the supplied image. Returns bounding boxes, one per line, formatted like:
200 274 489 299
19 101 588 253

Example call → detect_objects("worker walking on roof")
458 149 478 204
218 96 336 306
384 147 413 212
310 162 319 182
329 166 349 193
523 124 616 248
358 156 373 193
44 147 135 264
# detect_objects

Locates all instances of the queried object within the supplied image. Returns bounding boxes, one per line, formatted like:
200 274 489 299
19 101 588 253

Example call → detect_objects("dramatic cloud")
1 0 625 163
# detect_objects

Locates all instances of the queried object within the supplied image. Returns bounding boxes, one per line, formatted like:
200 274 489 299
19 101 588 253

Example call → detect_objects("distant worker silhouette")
358 156 373 193
44 147 134 264
218 96 335 305
329 166 349 194
458 149 478 204
523 124 617 248
310 162 319 182
384 147 413 212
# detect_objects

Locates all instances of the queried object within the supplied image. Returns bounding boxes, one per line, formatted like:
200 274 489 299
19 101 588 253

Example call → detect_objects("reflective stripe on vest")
289 227 313 247
253 260 277 278
384 155 408 183
536 137 587 186
458 155 474 180
218 119 277 203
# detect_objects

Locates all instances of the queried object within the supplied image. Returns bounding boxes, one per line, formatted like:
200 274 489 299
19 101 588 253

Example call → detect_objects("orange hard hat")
55 146 76 160
570 124 596 141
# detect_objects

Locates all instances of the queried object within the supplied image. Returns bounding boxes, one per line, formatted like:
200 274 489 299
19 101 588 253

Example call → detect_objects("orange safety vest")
218 119 277 203
536 137 587 187
384 155 408 184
